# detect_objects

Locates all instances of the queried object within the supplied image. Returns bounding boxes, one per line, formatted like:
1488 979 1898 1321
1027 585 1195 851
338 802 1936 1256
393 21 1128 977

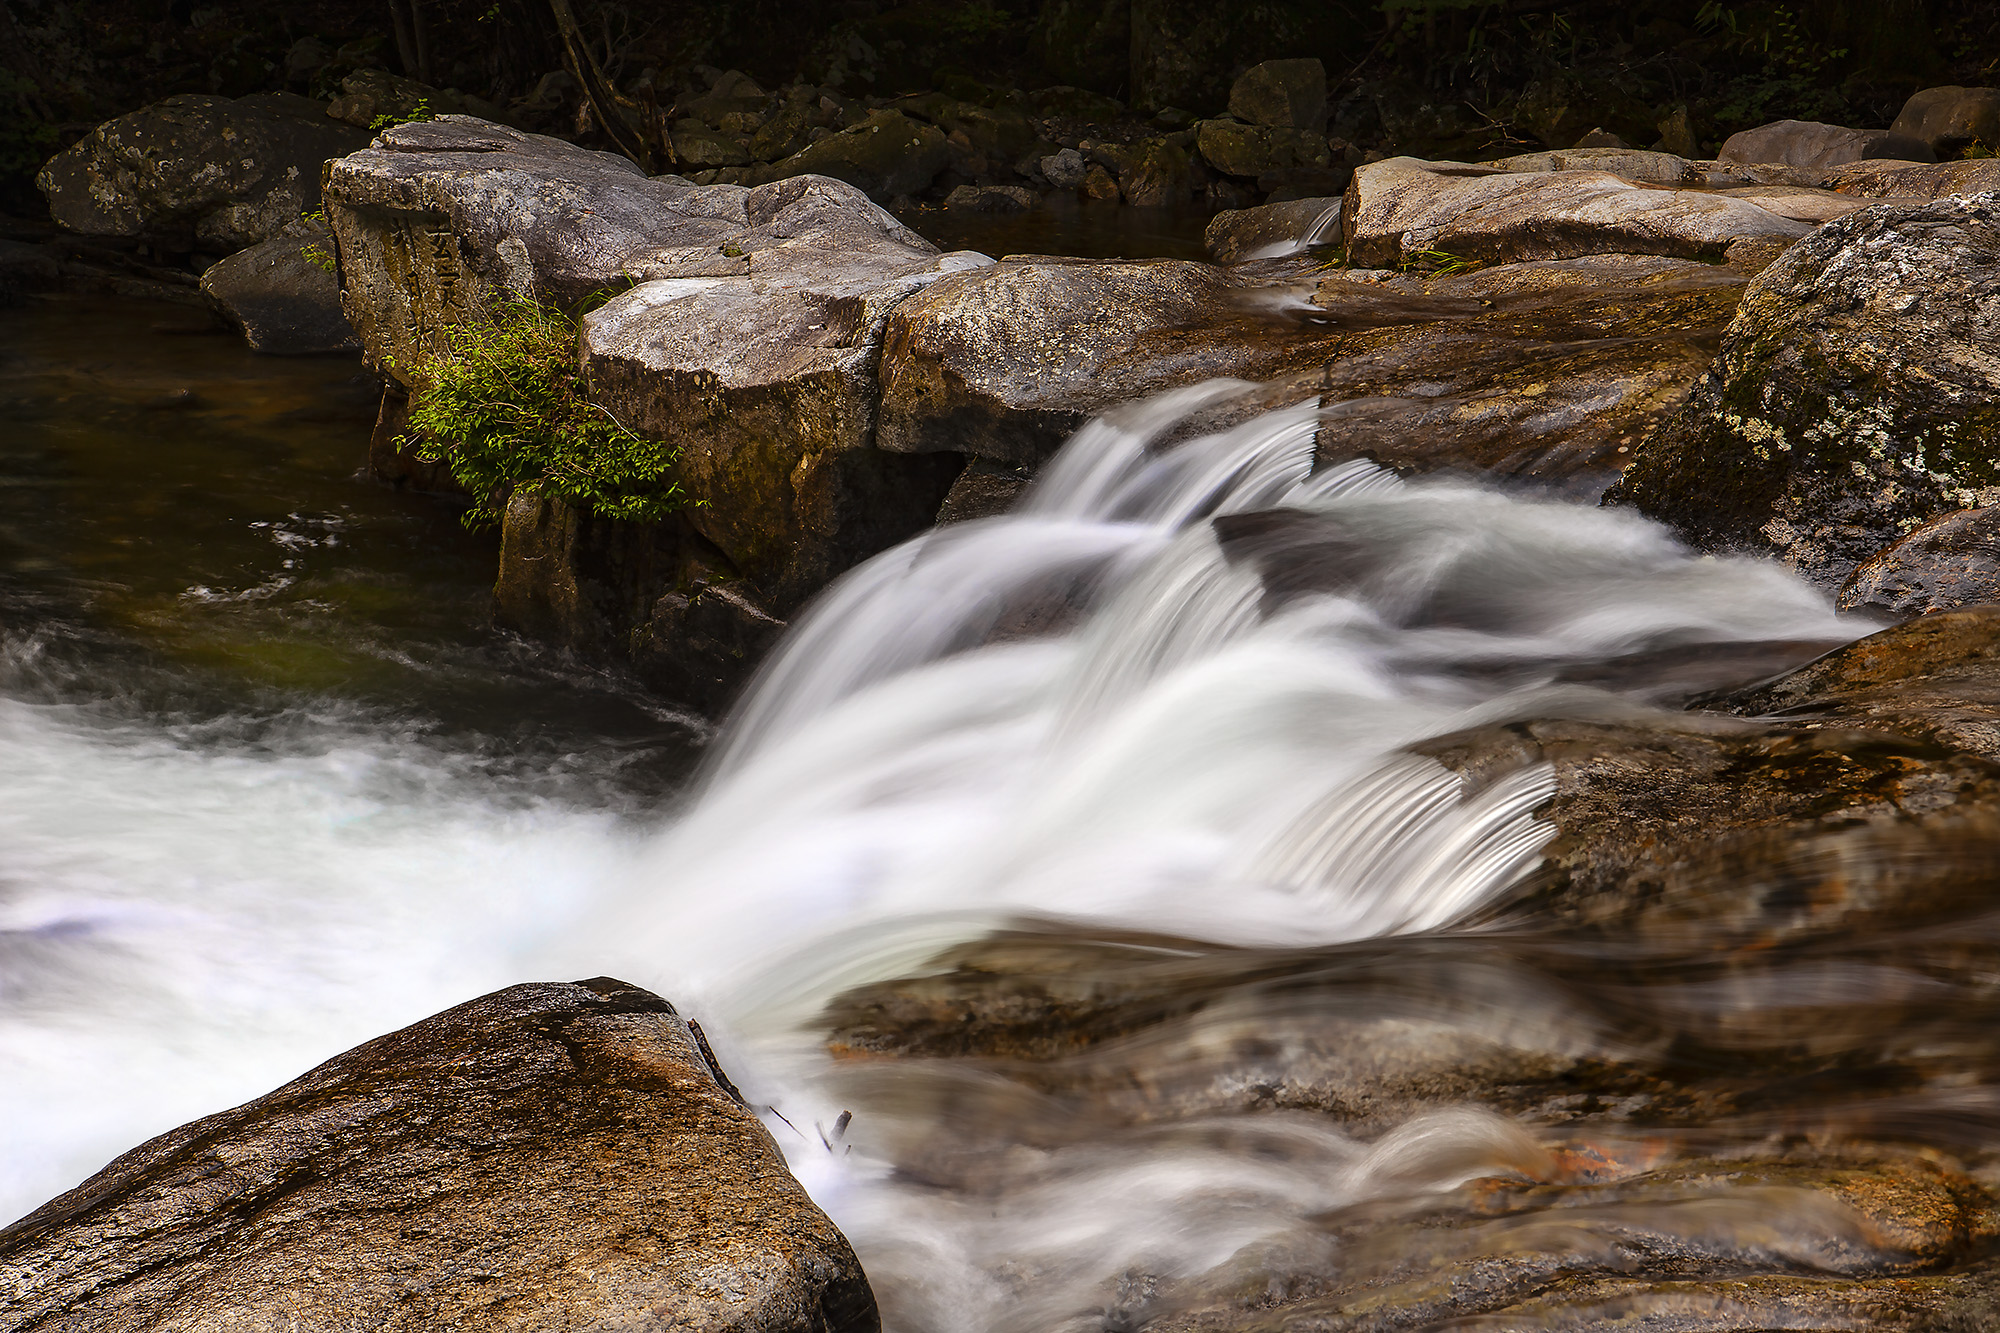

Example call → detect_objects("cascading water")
4 354 1871 1327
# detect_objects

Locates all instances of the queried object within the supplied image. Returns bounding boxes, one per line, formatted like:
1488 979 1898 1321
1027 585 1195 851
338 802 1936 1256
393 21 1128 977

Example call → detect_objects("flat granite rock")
0 977 877 1333
1343 156 1812 270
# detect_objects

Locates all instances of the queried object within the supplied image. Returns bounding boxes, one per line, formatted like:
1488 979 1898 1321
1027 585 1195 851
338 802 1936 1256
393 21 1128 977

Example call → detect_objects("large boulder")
1606 195 2000 591
199 219 357 355
324 118 976 661
1719 118 1934 169
1839 506 2000 617
1195 119 1332 181
756 110 951 202
0 978 878 1333
1486 146 1704 185
1892 85 2000 157
1226 58 1328 131
38 94 368 253
875 259 1339 467
1342 157 1811 270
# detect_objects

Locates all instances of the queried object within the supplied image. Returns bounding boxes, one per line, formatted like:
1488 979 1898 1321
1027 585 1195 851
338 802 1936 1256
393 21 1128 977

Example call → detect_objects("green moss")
398 297 686 530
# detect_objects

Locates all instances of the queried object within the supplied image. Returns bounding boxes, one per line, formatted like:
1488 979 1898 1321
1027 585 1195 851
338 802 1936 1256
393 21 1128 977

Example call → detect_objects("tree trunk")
546 0 653 169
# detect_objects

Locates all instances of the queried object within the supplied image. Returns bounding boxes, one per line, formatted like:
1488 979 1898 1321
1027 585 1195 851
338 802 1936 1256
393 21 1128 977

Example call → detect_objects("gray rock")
1892 84 2000 156
1840 506 2000 617
1608 195 2000 592
0 977 878 1333
672 118 756 168
37 93 368 252
1341 156 1811 269
944 184 1037 213
1226 58 1327 132
199 220 357 354
1719 118 1935 169
756 110 951 202
1203 195 1342 263
1040 147 1089 189
326 117 977 667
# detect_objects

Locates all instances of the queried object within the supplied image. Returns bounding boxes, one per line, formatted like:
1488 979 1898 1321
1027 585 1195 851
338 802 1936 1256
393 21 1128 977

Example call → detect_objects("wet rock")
875 259 1336 467
1195 119 1331 180
1841 508 2000 618
633 578 789 710
38 93 368 253
1719 118 1935 170
1204 196 1342 263
0 977 878 1333
1893 85 2000 157
1227 58 1328 132
1342 157 1810 270
1082 163 1121 200
199 220 357 355
944 184 1035 213
935 458 1030 523
759 110 951 202
1607 195 2000 591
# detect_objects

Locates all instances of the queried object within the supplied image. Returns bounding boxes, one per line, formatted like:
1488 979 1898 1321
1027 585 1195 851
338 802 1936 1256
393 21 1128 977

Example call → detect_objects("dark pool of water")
0 295 704 796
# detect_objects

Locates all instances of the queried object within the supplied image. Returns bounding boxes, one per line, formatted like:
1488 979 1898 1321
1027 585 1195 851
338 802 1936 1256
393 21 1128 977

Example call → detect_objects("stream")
10 289 1993 1329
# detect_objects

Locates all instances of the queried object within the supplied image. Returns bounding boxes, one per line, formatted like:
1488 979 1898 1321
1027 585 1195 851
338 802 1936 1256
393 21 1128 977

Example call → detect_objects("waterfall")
2 382 1854 1329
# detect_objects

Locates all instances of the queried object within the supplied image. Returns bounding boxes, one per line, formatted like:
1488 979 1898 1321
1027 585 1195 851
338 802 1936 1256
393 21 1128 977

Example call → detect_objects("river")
13 287 1986 1330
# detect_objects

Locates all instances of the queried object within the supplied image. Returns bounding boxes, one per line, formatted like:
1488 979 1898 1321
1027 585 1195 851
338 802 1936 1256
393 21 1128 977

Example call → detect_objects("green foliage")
1398 247 1483 278
298 209 336 273
369 98 434 132
399 297 686 529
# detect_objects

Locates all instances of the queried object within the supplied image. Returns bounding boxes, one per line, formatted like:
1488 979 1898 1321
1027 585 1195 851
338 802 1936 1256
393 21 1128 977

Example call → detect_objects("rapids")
3 304 1902 1329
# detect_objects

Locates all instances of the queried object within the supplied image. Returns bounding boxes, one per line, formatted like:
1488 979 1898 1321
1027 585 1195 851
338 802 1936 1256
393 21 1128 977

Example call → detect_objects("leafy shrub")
399 297 686 529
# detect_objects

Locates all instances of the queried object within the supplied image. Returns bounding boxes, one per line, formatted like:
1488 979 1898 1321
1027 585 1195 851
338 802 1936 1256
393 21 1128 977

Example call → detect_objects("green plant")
1398 247 1483 278
399 296 686 529
370 98 435 132
299 209 336 273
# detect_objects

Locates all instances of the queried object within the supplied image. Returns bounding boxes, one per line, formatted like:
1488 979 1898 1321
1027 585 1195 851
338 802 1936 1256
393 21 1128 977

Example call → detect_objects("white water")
1 382 1851 1326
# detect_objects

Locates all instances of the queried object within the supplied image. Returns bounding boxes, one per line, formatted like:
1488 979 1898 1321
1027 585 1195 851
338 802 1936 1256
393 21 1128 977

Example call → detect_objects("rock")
935 458 1030 523
1203 195 1342 263
199 220 357 355
1081 163 1121 200
759 110 951 202
1841 507 2000 617
1101 136 1195 207
1342 157 1811 270
1719 118 1935 169
1041 147 1088 189
0 239 60 305
1487 147 1703 185
1606 195 2000 592
1823 156 2000 199
1713 183 1880 225
325 68 502 129
1227 58 1328 132
875 259 1337 467
944 184 1036 213
1657 104 1700 158
0 977 878 1333
672 119 755 168
37 93 368 253
1571 125 1627 149
682 70 768 129
1195 118 1331 180
327 118 976 674
1893 85 2000 156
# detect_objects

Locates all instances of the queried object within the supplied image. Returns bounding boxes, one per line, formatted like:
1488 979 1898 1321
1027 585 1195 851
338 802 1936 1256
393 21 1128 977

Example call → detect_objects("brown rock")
1720 118 1935 170
1892 85 2000 156
1842 508 2000 618
0 978 877 1333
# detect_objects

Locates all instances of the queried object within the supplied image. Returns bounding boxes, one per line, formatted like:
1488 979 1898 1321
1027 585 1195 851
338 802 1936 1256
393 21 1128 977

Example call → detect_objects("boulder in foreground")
0 977 877 1333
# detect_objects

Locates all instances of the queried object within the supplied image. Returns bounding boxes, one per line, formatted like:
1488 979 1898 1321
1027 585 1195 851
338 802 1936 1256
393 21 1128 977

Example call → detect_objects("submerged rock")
1607 195 2000 591
0 977 877 1333
38 93 368 253
1342 157 1811 270
199 219 357 355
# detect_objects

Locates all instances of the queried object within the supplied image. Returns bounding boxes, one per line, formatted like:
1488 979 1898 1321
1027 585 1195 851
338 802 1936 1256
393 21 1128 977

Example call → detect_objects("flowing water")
12 294 1983 1327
